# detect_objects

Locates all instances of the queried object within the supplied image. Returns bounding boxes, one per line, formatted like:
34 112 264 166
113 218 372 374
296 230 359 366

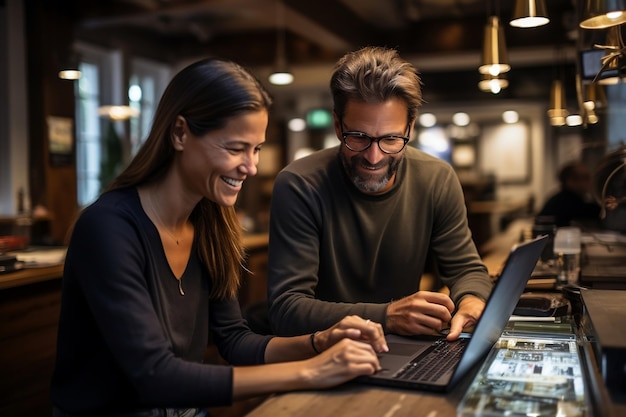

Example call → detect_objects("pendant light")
478 73 509 94
98 105 140 121
547 79 568 126
58 50 81 80
580 0 626 29
575 73 600 126
479 15 510 76
510 0 549 28
585 82 607 109
268 1 293 86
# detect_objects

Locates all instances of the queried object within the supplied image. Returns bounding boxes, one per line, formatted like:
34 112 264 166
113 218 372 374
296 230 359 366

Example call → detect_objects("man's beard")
339 150 401 193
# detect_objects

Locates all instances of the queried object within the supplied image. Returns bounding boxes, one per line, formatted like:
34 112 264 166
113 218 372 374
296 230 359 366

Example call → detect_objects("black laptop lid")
447 235 548 388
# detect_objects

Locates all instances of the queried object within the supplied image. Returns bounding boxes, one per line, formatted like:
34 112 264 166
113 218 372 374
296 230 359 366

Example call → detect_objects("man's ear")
332 112 342 142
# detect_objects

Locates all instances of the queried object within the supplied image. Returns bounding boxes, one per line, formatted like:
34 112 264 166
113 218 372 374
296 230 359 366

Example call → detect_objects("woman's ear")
172 116 186 150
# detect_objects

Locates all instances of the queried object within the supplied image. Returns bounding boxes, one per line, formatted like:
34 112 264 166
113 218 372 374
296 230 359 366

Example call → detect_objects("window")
128 57 170 154
75 43 119 207
75 60 101 206
74 45 170 207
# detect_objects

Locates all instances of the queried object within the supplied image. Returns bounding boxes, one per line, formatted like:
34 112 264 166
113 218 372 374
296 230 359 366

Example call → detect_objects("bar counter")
0 263 64 290
247 381 466 417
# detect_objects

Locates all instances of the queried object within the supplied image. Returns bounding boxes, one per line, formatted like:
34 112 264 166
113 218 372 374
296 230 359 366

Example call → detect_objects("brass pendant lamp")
479 15 510 76
585 82 608 109
510 0 549 28
547 79 568 126
580 0 626 29
478 73 509 94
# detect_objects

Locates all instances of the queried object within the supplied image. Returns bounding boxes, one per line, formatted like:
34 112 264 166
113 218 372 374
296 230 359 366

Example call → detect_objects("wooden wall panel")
25 0 78 245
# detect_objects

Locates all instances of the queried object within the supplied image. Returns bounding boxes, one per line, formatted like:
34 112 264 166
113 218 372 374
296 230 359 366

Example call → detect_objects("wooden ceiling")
53 0 596 102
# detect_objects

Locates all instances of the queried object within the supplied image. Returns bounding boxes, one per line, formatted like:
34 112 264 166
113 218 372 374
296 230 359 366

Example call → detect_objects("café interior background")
2 0 626 244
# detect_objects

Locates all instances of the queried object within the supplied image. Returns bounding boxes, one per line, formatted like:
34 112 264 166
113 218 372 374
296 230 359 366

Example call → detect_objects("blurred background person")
537 161 601 228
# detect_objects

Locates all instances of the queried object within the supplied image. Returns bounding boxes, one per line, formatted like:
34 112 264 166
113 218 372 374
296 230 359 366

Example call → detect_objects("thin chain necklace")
148 192 185 296
149 193 182 245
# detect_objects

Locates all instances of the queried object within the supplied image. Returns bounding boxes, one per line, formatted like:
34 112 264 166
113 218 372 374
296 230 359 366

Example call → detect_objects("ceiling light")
580 0 626 29
581 81 603 124
502 110 519 123
585 108 600 124
547 79 568 126
452 112 470 126
478 74 509 94
58 69 81 80
98 105 140 121
419 113 437 127
58 51 81 80
479 16 510 76
268 71 294 86
287 117 306 132
566 114 583 126
510 0 549 28
268 1 293 86
585 83 607 108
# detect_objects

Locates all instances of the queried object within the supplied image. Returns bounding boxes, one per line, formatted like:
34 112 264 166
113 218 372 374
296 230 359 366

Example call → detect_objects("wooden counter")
246 381 468 417
245 340 625 417
0 264 64 290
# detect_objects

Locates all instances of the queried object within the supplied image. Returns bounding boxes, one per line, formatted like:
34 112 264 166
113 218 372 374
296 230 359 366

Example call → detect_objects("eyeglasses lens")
344 134 406 154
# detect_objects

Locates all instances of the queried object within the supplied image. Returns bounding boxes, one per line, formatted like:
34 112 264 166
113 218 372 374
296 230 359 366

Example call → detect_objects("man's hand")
446 295 485 341
386 291 455 336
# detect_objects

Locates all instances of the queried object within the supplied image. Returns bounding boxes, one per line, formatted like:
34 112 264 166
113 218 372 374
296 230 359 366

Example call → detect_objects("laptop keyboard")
394 338 468 383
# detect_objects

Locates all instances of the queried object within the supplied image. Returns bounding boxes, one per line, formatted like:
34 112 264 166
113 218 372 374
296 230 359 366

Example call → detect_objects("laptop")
356 235 548 392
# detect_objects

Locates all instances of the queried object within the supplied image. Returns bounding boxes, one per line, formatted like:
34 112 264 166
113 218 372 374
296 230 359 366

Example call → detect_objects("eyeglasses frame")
339 119 412 154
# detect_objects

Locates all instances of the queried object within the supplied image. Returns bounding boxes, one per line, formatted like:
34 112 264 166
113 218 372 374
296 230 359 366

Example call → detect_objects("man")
537 161 601 228
267 46 492 342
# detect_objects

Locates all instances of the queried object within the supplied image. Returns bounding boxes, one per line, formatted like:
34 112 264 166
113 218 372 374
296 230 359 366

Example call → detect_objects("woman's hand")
300 338 382 389
313 315 388 354
234 336 383 398
236 316 387 398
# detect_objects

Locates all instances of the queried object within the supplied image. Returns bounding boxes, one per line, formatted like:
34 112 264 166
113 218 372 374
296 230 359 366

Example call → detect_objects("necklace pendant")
178 278 185 296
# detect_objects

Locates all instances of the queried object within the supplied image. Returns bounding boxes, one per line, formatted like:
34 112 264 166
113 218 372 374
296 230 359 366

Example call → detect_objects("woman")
51 58 387 417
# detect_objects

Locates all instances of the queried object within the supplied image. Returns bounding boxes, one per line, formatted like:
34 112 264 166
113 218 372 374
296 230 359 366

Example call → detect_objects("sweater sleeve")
210 297 273 365
428 167 493 304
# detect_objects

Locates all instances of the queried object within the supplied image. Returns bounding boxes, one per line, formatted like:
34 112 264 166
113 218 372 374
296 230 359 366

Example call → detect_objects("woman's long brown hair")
107 58 272 299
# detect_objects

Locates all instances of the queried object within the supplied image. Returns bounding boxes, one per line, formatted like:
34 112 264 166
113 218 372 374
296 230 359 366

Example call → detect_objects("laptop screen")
448 235 548 388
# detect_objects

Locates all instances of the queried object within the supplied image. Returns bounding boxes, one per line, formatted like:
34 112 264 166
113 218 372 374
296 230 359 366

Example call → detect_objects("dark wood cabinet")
0 275 63 417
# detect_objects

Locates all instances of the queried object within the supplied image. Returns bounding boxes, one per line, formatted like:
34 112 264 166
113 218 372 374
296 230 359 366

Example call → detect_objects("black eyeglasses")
340 121 411 154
